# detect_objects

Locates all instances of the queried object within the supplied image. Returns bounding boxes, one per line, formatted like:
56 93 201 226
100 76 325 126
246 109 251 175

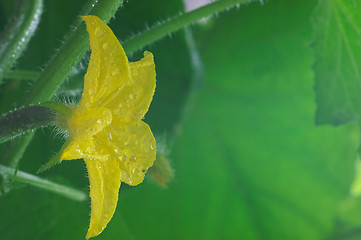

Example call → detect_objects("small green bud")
148 153 174 188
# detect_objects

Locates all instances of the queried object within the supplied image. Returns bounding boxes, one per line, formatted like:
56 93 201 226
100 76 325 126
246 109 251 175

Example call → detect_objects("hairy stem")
0 164 87 201
123 0 254 53
0 105 55 144
0 0 43 84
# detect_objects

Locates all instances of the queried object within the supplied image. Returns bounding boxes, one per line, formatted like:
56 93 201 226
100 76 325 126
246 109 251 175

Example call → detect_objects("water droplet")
21 37 25 42
95 27 105 37
88 89 95 95
132 168 141 176
129 93 136 100
112 70 120 76
102 43 109 50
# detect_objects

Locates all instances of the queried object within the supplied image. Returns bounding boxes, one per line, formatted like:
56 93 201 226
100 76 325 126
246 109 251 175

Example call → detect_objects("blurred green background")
0 0 360 239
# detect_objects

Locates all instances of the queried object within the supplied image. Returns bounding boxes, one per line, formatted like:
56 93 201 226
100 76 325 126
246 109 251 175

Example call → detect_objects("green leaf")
313 0 361 125
118 0 358 239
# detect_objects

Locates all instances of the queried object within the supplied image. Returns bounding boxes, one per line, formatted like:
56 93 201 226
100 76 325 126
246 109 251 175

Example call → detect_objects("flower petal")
79 15 131 110
95 121 156 186
103 51 156 124
61 107 112 161
84 158 121 238
68 106 112 139
60 137 110 161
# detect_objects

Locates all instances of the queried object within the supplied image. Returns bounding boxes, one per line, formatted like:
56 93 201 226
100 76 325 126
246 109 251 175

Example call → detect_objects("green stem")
123 0 254 54
1 0 124 168
0 105 55 144
0 0 43 84
0 164 87 201
6 70 39 80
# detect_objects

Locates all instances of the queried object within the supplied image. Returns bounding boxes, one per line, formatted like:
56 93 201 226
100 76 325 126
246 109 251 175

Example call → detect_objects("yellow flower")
60 15 156 238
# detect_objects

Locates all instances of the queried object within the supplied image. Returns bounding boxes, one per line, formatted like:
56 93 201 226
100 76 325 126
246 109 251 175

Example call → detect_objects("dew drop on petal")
129 93 136 100
102 43 109 50
95 27 105 37
132 168 141 176
112 70 120 77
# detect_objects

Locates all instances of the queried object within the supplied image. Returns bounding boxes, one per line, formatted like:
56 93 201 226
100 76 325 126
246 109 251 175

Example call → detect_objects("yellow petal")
61 137 94 160
61 107 112 161
94 121 156 186
103 51 156 124
79 15 131 111
68 106 112 138
60 136 110 161
84 158 121 238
